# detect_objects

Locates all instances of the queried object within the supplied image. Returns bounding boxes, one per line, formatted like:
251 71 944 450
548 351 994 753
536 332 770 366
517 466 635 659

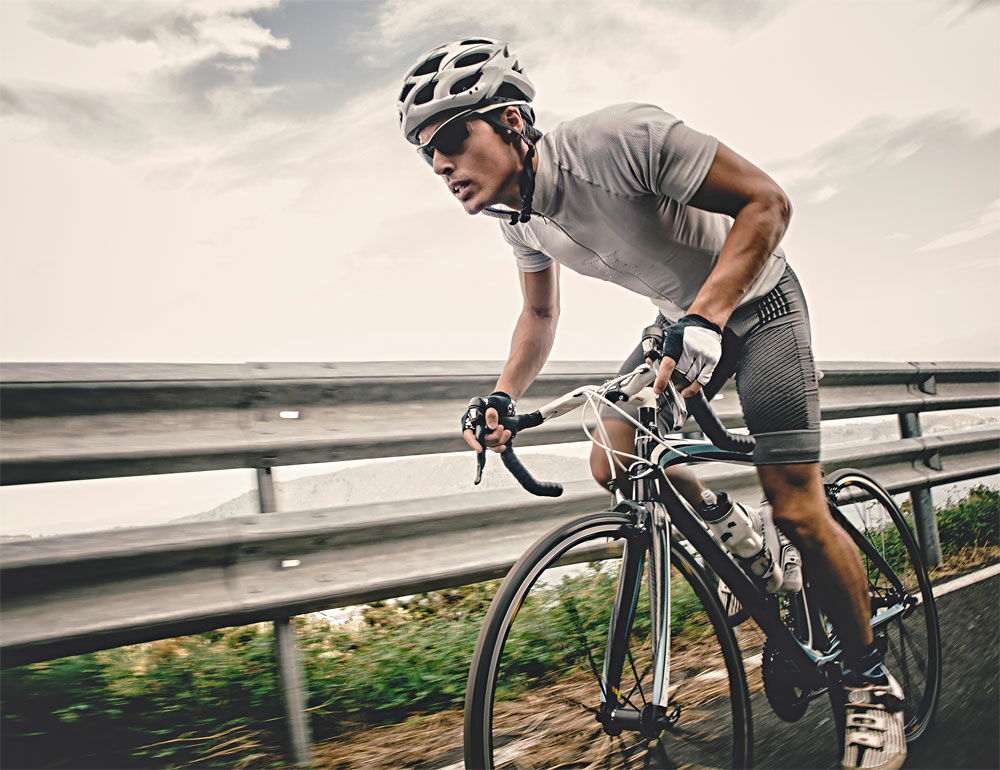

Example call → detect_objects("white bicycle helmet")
398 38 535 146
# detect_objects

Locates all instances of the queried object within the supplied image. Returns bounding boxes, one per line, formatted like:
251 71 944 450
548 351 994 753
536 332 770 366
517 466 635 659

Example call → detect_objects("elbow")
526 305 559 324
523 304 559 327
769 189 792 229
746 187 791 234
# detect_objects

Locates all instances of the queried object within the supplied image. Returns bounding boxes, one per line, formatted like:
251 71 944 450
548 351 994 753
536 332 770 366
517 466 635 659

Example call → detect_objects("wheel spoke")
625 646 649 707
563 596 608 702
824 471 941 744
466 517 749 769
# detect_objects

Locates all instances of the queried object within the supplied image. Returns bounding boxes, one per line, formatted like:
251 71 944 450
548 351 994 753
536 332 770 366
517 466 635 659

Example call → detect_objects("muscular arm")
463 264 559 454
651 141 791 397
496 263 560 400
685 141 792 329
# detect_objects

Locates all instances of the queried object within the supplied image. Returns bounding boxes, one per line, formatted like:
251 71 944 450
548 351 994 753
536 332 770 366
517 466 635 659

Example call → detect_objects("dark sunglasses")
418 117 472 165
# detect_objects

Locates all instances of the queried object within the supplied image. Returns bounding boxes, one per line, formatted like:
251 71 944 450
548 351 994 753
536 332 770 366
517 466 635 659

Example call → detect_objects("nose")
432 149 454 176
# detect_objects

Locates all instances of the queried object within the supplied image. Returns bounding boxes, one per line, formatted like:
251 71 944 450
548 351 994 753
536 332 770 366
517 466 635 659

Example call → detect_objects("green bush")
935 485 999 555
2 624 283 768
3 485 997 768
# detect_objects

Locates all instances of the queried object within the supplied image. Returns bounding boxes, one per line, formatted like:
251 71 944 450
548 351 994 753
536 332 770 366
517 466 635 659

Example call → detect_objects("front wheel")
463 510 752 769
825 468 942 741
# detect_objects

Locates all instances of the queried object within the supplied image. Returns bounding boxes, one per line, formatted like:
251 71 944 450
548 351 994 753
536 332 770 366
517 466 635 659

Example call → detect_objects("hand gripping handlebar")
466 398 562 497
468 325 757 497
640 324 757 455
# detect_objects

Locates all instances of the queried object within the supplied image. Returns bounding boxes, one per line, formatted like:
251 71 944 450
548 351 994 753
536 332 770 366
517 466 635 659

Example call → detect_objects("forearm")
495 310 559 400
687 193 791 329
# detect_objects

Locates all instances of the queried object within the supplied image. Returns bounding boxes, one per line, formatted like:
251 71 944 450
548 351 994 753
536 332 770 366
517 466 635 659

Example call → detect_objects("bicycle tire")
463 510 752 769
824 468 942 741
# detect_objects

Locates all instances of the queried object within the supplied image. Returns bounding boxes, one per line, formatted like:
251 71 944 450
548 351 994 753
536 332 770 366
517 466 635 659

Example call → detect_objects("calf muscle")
758 463 873 661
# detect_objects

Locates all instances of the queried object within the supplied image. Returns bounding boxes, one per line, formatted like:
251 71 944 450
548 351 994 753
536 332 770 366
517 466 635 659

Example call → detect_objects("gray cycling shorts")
603 266 821 465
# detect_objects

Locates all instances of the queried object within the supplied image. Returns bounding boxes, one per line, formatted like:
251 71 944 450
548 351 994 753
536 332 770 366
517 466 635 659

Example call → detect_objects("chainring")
761 640 810 722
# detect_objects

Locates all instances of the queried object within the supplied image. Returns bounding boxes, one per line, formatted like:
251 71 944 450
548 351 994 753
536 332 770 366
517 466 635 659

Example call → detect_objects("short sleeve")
500 221 553 273
653 114 719 204
568 103 719 205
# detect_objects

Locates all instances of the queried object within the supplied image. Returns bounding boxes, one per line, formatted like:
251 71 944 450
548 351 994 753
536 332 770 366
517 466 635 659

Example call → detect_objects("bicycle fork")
597 501 680 739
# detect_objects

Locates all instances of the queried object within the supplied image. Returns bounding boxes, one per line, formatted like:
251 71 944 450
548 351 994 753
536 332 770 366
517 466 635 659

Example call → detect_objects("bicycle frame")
593 397 917 734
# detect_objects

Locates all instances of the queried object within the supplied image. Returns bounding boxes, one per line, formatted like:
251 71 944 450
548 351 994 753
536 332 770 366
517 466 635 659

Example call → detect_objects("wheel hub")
600 703 681 739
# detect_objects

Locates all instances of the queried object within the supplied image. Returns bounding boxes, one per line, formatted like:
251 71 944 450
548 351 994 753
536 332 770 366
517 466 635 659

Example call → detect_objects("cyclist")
398 38 906 770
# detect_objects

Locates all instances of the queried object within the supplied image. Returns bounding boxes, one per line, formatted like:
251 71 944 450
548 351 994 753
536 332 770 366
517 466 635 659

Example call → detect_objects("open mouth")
451 180 472 199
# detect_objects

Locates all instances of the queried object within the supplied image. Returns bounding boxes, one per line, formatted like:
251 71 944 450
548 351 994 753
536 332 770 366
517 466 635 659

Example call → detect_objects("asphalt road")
409 566 1000 770
751 570 999 770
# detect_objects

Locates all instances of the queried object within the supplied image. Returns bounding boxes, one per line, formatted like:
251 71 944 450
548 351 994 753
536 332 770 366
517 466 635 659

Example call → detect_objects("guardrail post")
257 467 314 767
897 414 943 567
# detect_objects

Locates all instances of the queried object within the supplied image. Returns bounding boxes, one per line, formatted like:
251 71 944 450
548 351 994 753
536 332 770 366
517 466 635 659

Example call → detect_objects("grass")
2 485 997 768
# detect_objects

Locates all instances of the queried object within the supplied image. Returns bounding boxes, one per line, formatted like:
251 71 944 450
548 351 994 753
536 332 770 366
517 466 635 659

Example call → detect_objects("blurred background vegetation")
3 487 996 769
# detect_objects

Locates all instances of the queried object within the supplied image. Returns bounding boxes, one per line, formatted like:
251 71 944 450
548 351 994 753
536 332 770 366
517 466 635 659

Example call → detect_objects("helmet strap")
516 139 536 223
483 113 536 224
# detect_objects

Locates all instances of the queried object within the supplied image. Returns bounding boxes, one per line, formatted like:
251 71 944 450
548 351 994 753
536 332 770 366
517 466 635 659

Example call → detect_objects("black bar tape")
686 392 756 454
514 411 544 430
500 447 563 497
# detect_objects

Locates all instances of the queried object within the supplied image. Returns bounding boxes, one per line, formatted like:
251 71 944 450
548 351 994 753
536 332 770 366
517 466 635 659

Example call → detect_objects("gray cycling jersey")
500 103 787 318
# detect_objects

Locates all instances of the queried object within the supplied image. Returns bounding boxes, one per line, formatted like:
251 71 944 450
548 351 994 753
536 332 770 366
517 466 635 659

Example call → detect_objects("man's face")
417 111 522 215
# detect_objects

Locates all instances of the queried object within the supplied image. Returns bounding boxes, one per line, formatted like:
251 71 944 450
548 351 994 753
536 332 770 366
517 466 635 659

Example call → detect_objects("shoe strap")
847 731 885 750
846 713 887 731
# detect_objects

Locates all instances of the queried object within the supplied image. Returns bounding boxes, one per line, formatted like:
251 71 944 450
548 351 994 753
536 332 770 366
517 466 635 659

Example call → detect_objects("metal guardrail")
3 426 997 669
1 361 997 766
2 361 996 484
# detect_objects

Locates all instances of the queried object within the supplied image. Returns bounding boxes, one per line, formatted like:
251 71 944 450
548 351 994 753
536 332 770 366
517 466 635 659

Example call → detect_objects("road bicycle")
462 326 941 769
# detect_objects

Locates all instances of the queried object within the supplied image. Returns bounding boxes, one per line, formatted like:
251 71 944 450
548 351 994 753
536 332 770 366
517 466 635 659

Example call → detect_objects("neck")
498 142 539 211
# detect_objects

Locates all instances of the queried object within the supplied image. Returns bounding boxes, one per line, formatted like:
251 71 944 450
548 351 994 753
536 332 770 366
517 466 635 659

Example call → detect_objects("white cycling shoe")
841 669 907 770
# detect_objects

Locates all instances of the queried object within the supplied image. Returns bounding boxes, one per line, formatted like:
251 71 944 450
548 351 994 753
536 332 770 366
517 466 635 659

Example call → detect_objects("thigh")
734 269 822 466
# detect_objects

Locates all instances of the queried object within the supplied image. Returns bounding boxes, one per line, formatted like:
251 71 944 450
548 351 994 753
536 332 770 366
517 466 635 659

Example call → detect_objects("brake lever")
474 421 487 485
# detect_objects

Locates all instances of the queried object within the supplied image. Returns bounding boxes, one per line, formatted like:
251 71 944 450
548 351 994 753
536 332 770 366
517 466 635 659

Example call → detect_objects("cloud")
915 199 1000 252
1 0 289 156
1 0 997 365
373 0 788 51
31 0 284 51
0 83 149 150
770 112 1000 214
771 111 1000 360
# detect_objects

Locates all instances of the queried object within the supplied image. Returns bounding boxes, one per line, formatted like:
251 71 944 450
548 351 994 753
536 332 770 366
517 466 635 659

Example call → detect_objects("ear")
499 106 522 143
501 105 523 131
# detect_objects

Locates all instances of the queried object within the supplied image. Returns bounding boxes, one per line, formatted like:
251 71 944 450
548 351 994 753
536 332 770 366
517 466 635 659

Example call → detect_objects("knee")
759 464 829 541
590 453 615 490
589 420 635 492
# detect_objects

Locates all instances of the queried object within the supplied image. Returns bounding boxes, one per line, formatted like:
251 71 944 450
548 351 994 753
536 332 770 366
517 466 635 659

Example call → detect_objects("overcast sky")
1 0 997 366
1 0 998 537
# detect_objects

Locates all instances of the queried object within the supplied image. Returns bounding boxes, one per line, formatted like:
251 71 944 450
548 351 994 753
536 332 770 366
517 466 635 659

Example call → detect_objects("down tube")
658 480 819 672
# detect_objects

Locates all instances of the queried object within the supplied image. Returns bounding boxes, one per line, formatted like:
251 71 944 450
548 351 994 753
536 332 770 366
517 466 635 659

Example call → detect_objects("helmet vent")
495 83 528 101
449 72 481 95
412 54 445 77
454 52 490 68
413 81 437 105
398 82 415 102
461 38 493 45
511 62 523 73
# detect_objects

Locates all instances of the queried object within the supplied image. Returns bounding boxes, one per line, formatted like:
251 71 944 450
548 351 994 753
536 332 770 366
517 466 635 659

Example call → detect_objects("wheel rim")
829 474 941 739
478 524 747 769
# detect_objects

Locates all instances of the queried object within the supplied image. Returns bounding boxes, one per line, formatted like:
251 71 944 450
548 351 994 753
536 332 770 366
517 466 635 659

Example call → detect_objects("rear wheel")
463 510 752 769
825 468 942 741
